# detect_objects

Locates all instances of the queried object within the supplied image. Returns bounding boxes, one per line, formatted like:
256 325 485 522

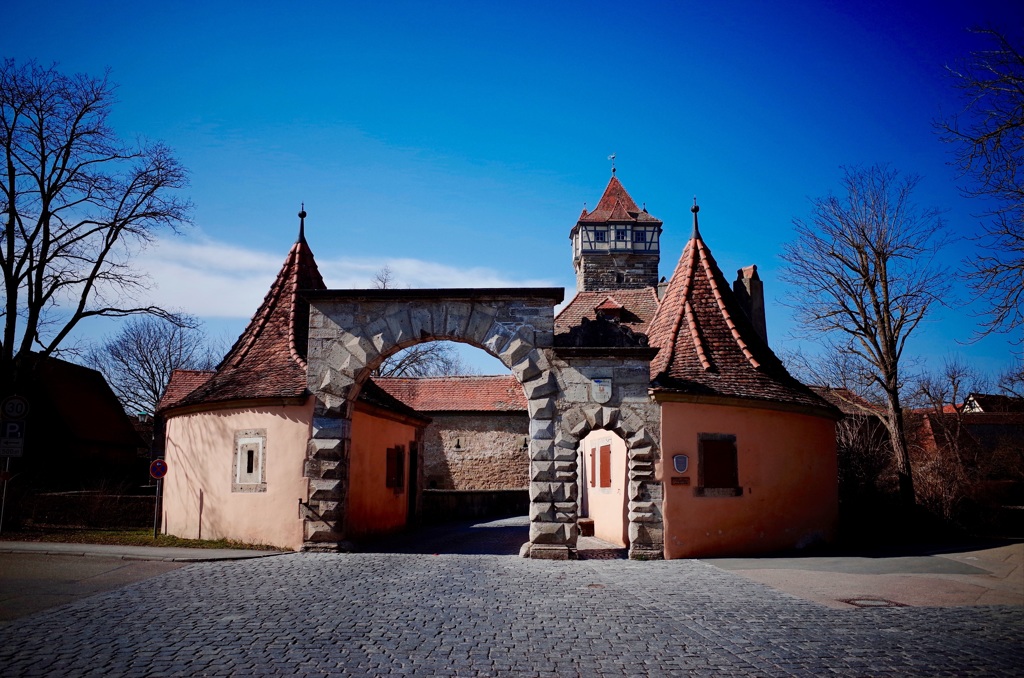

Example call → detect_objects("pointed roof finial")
297 203 307 243
608 153 616 175
691 196 700 239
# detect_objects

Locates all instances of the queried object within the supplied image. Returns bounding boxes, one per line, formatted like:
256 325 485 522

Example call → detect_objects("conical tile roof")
578 176 662 224
647 207 834 412
170 222 326 409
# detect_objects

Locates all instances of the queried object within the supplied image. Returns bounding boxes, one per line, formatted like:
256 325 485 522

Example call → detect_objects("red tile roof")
578 176 662 224
647 210 835 413
158 369 215 410
555 288 661 336
374 375 527 412
165 225 326 410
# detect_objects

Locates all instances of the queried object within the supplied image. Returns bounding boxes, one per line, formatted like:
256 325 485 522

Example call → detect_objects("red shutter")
599 445 612 488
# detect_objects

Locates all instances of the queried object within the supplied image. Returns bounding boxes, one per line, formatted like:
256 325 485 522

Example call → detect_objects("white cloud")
137 235 558 318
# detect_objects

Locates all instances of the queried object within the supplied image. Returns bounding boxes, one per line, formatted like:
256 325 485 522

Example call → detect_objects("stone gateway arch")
301 288 665 559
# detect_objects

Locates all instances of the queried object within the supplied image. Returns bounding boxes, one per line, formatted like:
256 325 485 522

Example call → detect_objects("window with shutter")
599 444 612 488
696 433 741 497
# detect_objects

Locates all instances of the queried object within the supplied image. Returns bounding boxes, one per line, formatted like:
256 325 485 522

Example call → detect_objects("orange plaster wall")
580 430 628 547
346 408 418 538
660 401 838 559
162 400 312 551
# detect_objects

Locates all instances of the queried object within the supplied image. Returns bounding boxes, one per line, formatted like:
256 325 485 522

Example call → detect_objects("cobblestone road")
1 522 1021 676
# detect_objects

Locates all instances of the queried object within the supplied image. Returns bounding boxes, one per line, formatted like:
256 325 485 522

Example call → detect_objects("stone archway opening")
578 428 630 548
301 288 568 554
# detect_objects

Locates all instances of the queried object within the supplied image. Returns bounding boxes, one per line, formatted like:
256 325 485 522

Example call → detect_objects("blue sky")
7 0 1022 379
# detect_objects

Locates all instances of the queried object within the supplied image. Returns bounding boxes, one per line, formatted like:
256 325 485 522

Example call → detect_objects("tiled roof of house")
158 369 215 410
357 379 432 423
555 288 660 336
809 386 884 416
578 176 662 224
166 216 326 410
647 206 835 413
374 375 527 412
967 393 1024 413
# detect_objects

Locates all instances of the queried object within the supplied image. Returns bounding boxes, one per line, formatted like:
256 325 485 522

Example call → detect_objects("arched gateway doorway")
301 288 664 559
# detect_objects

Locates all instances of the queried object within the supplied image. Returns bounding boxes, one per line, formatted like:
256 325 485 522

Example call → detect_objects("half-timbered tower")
570 173 662 292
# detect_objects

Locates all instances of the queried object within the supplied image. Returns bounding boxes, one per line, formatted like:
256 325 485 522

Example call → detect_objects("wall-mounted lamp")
521 437 529 450
454 438 461 450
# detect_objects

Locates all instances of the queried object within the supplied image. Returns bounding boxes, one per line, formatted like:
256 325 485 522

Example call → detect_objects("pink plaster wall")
162 400 313 551
346 408 418 538
580 430 628 547
660 401 838 559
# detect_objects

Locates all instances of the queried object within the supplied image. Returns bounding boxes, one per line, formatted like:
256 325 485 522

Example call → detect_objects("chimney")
733 265 767 345
657 276 669 301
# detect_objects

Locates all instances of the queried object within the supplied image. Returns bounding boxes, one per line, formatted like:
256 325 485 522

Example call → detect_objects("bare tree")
997 360 1024 397
781 164 951 506
0 60 191 391
369 266 474 378
911 355 989 414
86 316 219 415
937 28 1024 341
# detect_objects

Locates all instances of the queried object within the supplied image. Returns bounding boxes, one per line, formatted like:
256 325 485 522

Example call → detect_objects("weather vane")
608 153 616 174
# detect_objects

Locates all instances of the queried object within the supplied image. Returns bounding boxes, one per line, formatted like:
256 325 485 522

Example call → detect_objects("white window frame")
232 428 268 493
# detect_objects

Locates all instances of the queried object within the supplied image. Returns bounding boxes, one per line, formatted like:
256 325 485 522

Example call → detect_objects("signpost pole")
0 457 9 536
153 477 162 539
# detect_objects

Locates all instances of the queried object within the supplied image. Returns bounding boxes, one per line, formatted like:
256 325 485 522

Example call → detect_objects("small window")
594 229 607 243
633 230 646 243
695 433 741 497
616 229 628 241
599 445 612 488
232 429 267 493
386 445 405 491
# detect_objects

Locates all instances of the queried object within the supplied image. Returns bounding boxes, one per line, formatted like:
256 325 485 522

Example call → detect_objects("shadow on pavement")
355 516 529 555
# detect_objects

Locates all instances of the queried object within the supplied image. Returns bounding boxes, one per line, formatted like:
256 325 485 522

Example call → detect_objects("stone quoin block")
530 461 556 482
360 316 397 353
527 396 555 420
523 372 558 400
499 335 534 368
306 437 345 460
529 501 556 522
482 323 514 358
512 356 542 384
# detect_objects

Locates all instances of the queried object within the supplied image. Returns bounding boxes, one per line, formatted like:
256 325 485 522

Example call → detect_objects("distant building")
15 355 145 492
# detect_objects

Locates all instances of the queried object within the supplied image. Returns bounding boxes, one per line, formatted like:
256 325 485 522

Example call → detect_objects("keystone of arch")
442 301 473 339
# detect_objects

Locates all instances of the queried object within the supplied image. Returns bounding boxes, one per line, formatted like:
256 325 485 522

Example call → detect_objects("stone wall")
576 253 660 292
421 412 530 490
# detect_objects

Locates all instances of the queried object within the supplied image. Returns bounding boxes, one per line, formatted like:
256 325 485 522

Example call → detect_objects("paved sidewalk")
0 540 284 562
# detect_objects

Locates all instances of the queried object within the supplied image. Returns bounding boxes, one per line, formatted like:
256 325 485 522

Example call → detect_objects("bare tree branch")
0 59 191 390
937 28 1024 342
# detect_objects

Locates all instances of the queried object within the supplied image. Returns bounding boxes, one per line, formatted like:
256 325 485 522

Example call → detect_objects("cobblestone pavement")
1 521 1021 676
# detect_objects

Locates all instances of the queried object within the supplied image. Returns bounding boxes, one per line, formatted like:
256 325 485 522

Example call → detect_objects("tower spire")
297 203 307 244
691 197 701 240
